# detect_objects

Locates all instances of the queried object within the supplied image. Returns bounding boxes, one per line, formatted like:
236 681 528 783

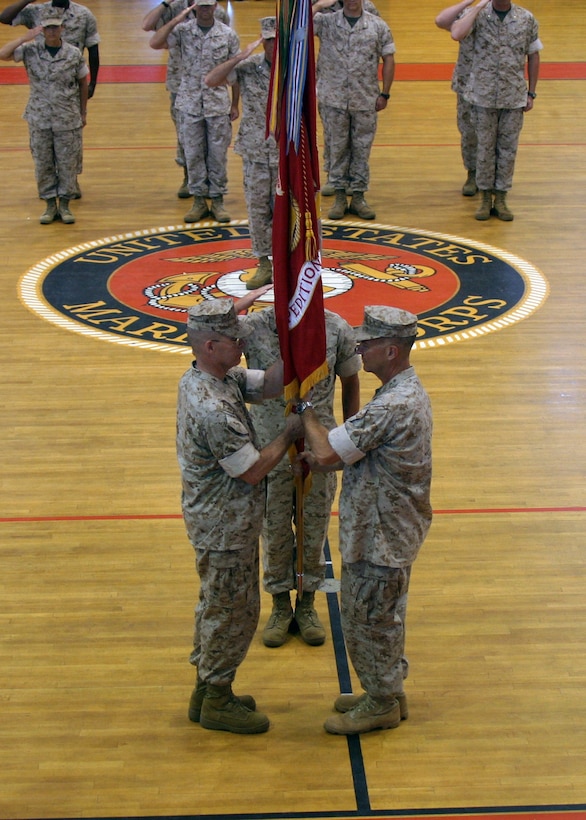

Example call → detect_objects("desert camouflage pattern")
451 7 474 94
242 159 277 258
170 18 239 117
242 307 360 594
177 364 266 683
15 40 88 130
335 367 432 568
14 40 87 199
313 10 395 110
462 4 542 109
335 368 431 699
475 106 524 191
29 124 82 199
190 541 260 685
341 560 410 698
169 18 238 195
461 3 542 191
319 102 378 192
158 1 229 168
231 53 278 258
232 54 277 162
178 110 232 197
457 94 477 172
12 1 100 50
312 0 380 17
450 9 477 171
313 10 394 192
177 364 265 551
158 0 230 94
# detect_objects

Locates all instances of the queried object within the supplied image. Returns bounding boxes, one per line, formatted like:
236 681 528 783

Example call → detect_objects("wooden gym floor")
0 1 585 819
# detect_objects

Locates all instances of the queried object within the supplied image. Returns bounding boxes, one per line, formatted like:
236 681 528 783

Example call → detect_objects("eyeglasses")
355 337 391 352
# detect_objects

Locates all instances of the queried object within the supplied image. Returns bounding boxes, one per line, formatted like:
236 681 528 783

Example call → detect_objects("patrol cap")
260 17 277 39
355 305 418 341
42 11 64 26
194 0 217 5
186 299 253 338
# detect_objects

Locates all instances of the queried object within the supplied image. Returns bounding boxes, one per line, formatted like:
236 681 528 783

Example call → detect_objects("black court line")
324 541 371 814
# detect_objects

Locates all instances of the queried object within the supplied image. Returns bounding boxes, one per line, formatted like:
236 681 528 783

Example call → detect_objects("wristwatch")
527 91 537 99
296 400 314 414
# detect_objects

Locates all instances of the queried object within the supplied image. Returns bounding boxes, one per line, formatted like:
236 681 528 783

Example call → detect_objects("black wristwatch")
527 91 537 99
379 92 390 100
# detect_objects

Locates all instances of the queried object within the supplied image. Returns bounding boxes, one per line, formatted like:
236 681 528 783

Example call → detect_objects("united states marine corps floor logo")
19 221 548 353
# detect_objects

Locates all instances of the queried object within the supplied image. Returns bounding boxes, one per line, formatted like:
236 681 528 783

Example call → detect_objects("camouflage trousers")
169 91 185 167
177 111 232 198
261 460 336 595
318 100 333 177
29 125 82 200
475 105 524 192
341 560 411 698
318 103 378 192
190 543 260 686
242 158 277 259
457 93 477 172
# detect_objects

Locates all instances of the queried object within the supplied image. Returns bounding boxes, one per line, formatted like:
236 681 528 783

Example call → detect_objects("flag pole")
269 0 326 605
294 470 305 601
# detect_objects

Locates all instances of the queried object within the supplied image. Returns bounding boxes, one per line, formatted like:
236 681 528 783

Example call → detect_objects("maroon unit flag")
269 0 327 402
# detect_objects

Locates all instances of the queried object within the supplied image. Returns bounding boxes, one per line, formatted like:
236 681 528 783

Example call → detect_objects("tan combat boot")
39 198 58 225
200 683 270 734
324 693 401 735
262 591 294 647
475 189 492 221
177 168 190 199
462 169 477 197
246 256 273 290
328 190 347 220
348 192 376 220
493 190 514 221
188 675 256 723
58 198 75 224
184 196 209 222
294 591 326 646
210 196 230 223
335 691 409 720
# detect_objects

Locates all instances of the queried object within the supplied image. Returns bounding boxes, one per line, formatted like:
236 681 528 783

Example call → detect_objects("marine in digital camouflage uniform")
435 0 478 196
240 306 360 648
312 0 395 221
176 299 303 734
311 0 380 197
299 306 432 735
150 0 239 223
205 17 279 289
452 0 542 221
1 0 100 93
142 0 230 198
1 0 100 197
0 13 88 224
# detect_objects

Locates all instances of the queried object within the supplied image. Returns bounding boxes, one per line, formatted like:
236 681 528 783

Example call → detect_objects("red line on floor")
1 62 585 85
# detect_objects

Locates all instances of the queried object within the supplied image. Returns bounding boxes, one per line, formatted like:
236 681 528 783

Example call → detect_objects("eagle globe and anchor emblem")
19 221 548 352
